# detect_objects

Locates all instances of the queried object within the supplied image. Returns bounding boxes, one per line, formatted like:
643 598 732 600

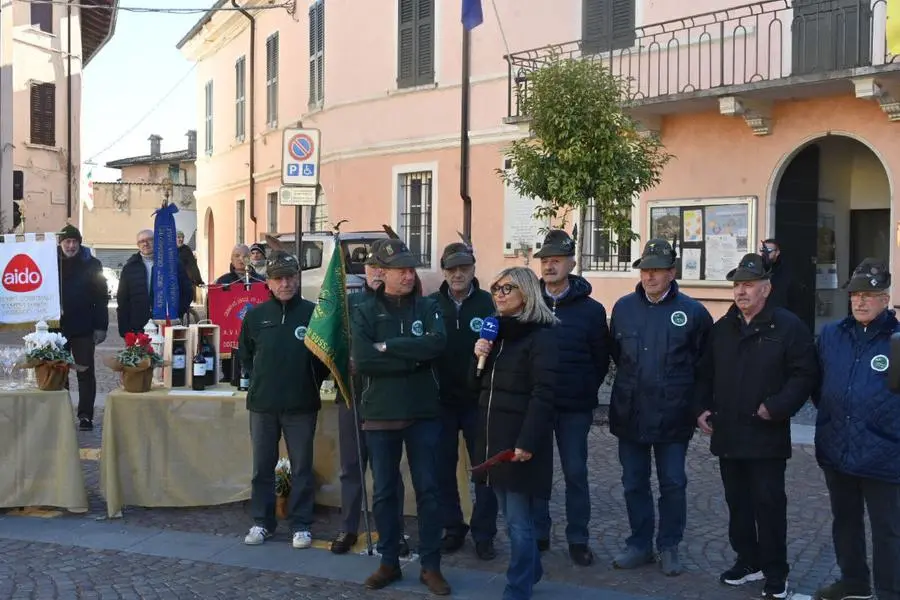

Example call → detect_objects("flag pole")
460 24 472 241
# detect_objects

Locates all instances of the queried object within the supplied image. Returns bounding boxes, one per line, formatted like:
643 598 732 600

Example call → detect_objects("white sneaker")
292 531 313 549
244 525 271 545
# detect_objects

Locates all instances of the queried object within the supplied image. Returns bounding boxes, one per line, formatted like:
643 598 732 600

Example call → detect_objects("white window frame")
391 162 439 271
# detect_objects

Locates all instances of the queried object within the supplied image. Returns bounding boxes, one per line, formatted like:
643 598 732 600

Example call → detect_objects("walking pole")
348 376 374 556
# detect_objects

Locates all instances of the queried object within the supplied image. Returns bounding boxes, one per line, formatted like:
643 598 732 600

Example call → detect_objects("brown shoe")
419 569 451 596
364 564 402 590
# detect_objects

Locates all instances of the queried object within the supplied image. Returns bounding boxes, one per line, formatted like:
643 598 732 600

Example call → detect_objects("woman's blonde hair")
490 267 559 326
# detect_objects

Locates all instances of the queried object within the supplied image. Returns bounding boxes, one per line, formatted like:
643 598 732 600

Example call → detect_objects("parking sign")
282 128 321 186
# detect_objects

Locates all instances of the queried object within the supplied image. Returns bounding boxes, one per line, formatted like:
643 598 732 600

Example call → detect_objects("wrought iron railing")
506 0 897 119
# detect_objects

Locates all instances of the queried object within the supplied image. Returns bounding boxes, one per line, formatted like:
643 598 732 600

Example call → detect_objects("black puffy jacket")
58 247 109 338
609 282 713 444
541 275 610 412
472 317 557 499
116 252 193 337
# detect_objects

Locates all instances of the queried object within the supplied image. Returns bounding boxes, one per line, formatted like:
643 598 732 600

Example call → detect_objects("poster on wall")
0 234 61 324
206 282 270 357
682 210 703 242
681 248 702 280
705 234 741 281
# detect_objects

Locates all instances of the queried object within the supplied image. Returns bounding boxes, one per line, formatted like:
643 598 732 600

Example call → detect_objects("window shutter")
30 83 55 146
582 0 634 54
309 4 318 104
316 2 325 101
31 4 53 34
582 0 607 54
415 0 434 85
611 0 636 50
397 0 416 88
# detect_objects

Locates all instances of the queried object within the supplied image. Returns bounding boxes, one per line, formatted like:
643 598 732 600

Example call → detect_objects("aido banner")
0 234 61 324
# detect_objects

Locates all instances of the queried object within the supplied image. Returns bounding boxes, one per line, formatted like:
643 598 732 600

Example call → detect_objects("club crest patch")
411 320 424 337
871 354 889 372
294 326 307 341
670 311 688 327
470 317 484 333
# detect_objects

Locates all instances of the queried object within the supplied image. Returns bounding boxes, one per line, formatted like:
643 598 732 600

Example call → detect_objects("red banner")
206 282 270 356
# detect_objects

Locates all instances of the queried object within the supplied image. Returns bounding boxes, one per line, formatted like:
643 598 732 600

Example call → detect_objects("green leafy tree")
500 56 671 254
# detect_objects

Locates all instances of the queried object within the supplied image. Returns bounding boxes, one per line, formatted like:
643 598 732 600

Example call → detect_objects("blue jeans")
366 419 442 570
618 440 688 552
438 405 498 541
534 410 593 544
495 488 543 600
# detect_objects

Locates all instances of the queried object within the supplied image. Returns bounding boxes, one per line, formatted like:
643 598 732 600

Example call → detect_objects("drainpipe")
231 0 257 232
66 0 73 220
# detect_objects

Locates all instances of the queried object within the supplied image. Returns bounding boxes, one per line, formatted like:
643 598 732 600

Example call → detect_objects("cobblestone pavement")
0 539 427 600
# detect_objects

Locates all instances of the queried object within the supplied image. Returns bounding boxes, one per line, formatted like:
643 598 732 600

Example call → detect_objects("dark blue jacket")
609 282 713 443
116 252 193 338
58 247 109 339
814 310 900 484
541 275 610 412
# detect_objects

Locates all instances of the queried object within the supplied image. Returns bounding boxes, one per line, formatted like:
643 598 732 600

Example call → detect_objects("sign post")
281 128 321 293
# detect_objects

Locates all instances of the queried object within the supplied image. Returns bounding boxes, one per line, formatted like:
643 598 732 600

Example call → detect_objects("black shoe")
440 525 468 554
330 531 357 555
474 539 496 561
399 535 410 558
762 578 789 599
78 418 93 431
569 543 594 566
720 561 764 586
814 580 874 600
536 538 550 552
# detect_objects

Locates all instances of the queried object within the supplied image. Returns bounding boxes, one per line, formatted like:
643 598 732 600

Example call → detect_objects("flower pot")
34 362 68 391
275 495 288 520
121 368 153 393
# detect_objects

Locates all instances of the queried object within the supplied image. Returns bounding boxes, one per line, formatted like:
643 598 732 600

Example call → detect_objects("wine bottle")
171 341 187 387
201 334 216 386
191 334 206 391
238 366 250 392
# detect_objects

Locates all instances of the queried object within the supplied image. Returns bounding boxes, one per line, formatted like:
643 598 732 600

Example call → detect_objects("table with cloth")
100 385 473 520
0 389 88 512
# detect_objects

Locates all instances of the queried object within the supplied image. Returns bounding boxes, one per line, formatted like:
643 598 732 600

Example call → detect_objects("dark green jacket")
429 279 496 408
351 287 446 420
238 294 330 413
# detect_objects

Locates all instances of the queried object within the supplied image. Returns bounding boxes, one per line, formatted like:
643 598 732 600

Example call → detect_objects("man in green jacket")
238 251 330 550
429 242 499 559
352 239 450 595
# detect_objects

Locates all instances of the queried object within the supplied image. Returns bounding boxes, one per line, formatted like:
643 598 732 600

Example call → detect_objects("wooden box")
162 325 189 388
187 323 221 387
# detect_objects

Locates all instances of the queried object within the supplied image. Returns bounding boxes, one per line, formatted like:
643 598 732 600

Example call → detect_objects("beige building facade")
0 0 117 235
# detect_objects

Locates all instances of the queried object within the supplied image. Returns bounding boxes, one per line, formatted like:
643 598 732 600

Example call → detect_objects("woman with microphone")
473 267 558 600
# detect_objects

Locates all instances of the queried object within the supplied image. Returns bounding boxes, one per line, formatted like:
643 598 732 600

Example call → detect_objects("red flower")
125 332 137 347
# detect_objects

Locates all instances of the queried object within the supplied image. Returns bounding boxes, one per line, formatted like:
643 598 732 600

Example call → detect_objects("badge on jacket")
411 320 424 336
871 354 889 372
470 317 483 332
295 326 307 341
671 311 688 327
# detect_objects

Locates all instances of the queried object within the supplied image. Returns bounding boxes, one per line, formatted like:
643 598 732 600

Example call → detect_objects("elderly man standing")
239 251 329 549
609 239 712 575
695 253 818 600
429 242 499 560
352 239 449 595
56 224 108 431
812 259 900 600
117 229 193 337
532 229 610 566
249 243 267 279
216 244 265 285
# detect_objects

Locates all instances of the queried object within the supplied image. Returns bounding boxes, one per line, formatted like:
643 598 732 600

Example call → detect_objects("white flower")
23 331 67 349
275 457 291 475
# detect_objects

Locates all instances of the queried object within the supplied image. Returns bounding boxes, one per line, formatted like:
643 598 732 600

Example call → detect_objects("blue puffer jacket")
609 282 713 443
541 275 610 412
814 310 900 484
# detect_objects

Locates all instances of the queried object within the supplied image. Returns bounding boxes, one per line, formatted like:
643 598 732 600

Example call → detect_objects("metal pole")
295 205 303 291
460 25 472 240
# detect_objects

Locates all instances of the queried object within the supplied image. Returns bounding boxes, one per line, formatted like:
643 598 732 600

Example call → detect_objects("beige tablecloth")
0 389 87 512
101 386 472 520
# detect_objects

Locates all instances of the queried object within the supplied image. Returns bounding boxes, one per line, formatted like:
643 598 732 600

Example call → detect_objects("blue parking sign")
287 163 300 177
302 164 315 177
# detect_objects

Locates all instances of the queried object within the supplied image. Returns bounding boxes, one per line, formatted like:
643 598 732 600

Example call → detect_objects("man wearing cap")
331 239 408 557
812 259 900 600
429 242 499 560
238 251 330 550
56 224 109 431
694 253 818 599
608 239 713 575
352 239 450 594
249 243 267 279
532 229 610 566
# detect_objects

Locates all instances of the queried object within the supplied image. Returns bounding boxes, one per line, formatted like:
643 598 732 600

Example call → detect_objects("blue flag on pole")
151 203 181 320
462 0 483 30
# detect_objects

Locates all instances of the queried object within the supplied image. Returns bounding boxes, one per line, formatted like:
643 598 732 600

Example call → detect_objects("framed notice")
0 234 61 324
647 196 756 284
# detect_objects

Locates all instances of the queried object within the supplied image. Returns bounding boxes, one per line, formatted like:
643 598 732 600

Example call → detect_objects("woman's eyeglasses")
490 283 519 297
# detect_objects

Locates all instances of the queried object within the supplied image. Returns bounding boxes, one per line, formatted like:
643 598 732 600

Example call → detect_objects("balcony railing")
506 0 897 119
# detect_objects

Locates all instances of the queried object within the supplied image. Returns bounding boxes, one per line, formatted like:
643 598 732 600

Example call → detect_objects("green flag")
304 236 352 401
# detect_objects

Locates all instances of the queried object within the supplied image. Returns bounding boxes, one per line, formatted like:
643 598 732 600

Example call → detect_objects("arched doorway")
772 135 892 334
204 207 215 285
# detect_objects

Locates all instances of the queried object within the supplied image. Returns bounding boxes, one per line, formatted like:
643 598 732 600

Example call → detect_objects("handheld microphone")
476 317 500 376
